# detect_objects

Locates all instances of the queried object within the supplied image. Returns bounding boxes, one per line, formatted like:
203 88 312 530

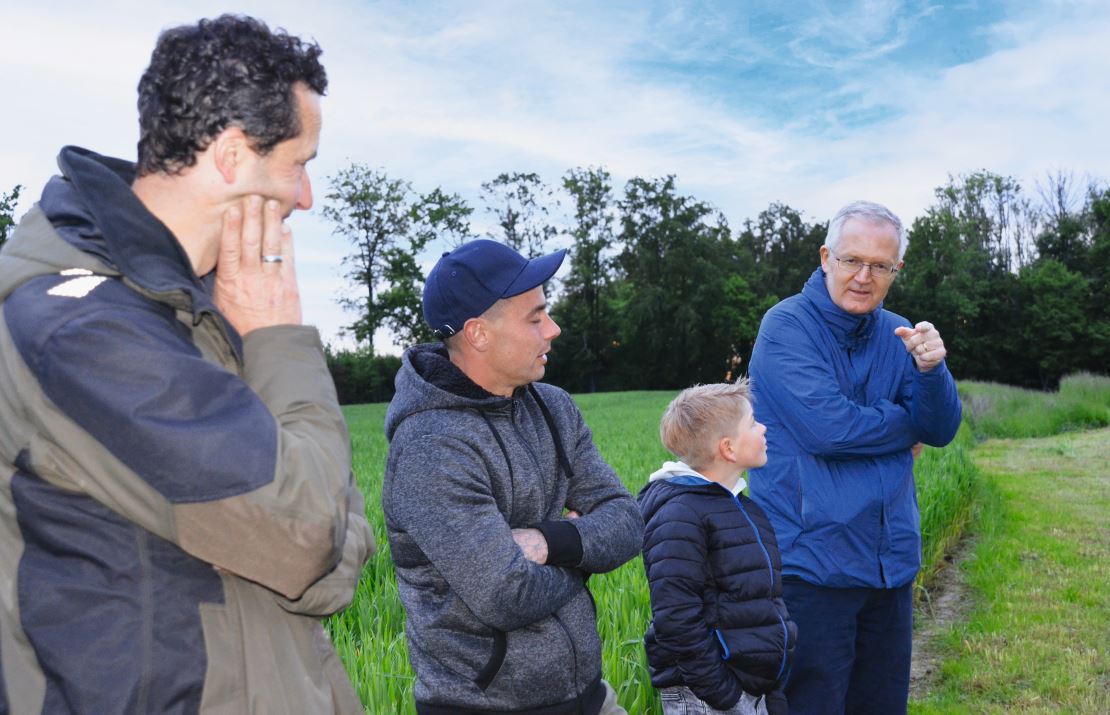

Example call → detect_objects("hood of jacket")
800 267 879 351
638 461 746 525
385 342 518 440
0 146 220 329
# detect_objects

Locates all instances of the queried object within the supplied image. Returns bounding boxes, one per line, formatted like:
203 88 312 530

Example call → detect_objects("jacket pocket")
474 630 507 691
197 599 246 714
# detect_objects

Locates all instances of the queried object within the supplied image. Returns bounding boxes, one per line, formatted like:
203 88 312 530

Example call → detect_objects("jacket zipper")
731 493 791 681
511 399 547 477
511 399 564 514
552 612 583 714
878 508 887 586
850 341 891 589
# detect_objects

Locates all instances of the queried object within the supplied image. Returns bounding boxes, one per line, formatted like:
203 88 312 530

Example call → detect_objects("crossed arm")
752 314 960 457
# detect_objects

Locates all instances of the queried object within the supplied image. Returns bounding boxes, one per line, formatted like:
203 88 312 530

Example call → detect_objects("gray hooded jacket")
383 344 643 714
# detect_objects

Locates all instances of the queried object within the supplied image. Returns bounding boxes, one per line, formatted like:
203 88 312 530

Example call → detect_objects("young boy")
639 381 796 715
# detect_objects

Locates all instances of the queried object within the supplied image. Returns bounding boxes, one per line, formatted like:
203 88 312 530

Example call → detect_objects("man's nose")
545 314 561 340
297 172 313 211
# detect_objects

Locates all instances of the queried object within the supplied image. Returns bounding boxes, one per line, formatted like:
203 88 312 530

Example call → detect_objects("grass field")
328 387 986 713
909 374 1110 713
910 427 1110 714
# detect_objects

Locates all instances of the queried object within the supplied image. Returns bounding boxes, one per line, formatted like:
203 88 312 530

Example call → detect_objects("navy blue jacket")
639 469 795 711
748 269 962 588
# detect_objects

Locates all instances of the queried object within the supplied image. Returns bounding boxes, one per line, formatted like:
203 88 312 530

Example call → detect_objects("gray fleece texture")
383 344 643 713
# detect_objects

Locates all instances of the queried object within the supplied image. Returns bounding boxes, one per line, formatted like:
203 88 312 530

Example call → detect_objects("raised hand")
213 196 302 335
895 321 946 373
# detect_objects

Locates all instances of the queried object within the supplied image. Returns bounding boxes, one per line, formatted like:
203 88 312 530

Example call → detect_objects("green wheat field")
327 374 1110 714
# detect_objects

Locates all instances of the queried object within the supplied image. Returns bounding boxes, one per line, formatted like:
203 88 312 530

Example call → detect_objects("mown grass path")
911 427 1110 713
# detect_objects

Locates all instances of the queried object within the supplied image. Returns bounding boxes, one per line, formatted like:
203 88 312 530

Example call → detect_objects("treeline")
321 167 1110 401
5 166 1107 403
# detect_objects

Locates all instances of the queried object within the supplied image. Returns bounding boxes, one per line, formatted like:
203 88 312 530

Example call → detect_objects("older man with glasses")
746 201 963 715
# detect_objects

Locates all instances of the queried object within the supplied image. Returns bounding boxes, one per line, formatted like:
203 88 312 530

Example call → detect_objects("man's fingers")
915 321 934 334
218 205 242 276
261 199 283 267
241 195 264 270
894 326 913 338
279 224 294 276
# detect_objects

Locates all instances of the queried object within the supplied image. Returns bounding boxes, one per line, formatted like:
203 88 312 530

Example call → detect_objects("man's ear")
819 245 832 273
211 126 251 184
461 317 489 352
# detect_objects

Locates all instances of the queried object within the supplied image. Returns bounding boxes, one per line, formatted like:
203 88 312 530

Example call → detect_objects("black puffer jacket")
639 465 796 712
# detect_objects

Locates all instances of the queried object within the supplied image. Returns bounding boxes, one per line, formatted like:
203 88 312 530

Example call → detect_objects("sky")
3 0 1109 353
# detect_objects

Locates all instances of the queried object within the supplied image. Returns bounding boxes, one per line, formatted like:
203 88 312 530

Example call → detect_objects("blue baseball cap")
423 239 566 338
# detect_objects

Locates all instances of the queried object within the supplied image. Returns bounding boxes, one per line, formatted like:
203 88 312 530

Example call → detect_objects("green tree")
377 188 473 348
480 172 558 258
735 202 827 300
710 271 777 382
324 165 472 349
1017 259 1089 388
1079 186 1110 371
887 172 1036 386
548 167 617 392
1 185 23 253
324 165 411 348
1034 171 1088 272
931 170 1039 272
611 176 750 389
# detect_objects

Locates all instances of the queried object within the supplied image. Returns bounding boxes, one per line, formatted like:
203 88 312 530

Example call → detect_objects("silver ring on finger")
262 254 284 264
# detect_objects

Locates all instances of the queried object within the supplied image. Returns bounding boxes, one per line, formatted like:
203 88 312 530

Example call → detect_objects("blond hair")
659 380 753 470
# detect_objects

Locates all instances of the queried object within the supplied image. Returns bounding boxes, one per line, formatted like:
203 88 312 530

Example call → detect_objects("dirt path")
908 535 976 698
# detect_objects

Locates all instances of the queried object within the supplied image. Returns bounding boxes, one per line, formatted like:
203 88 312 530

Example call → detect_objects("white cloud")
785 0 920 68
785 9 1110 221
3 1 1108 353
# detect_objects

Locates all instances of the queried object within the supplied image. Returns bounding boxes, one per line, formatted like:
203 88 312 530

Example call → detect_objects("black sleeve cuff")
535 519 583 568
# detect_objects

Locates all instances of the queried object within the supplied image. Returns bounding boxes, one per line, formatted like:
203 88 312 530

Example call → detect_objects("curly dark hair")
136 14 327 176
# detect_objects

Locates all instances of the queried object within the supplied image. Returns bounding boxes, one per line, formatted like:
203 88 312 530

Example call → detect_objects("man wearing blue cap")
383 239 642 714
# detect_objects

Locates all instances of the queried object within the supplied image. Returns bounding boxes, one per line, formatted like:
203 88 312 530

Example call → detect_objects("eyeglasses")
830 252 899 278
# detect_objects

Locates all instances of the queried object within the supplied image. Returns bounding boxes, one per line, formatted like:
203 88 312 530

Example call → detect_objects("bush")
325 346 401 405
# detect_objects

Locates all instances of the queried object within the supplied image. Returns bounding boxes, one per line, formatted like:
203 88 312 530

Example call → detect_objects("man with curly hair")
0 15 373 714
